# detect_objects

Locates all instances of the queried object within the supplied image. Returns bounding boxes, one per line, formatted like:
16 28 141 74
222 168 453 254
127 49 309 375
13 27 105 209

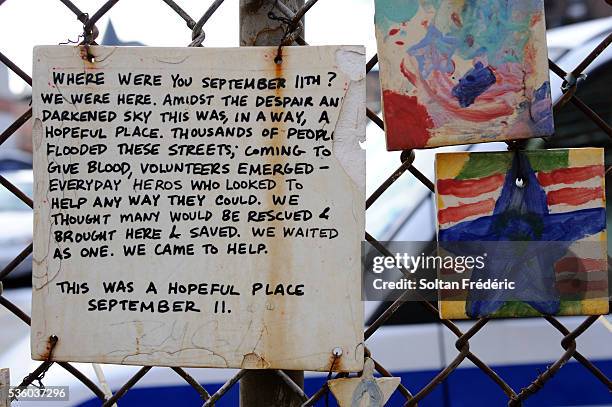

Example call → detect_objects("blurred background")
545 0 611 27
0 0 611 406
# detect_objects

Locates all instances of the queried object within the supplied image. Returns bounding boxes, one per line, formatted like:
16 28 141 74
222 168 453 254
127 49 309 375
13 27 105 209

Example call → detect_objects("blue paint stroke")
530 81 554 135
451 62 496 107
439 153 605 318
450 0 545 65
408 25 458 79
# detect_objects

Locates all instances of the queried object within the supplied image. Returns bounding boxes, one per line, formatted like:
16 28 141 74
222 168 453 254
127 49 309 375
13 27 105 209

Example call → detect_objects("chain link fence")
0 0 611 406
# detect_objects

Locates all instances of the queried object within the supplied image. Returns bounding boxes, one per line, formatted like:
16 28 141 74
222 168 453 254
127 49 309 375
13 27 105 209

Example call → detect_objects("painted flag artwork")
374 0 554 150
436 149 609 319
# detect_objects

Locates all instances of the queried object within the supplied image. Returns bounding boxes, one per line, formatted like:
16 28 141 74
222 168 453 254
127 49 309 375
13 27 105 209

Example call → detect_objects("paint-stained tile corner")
375 0 554 150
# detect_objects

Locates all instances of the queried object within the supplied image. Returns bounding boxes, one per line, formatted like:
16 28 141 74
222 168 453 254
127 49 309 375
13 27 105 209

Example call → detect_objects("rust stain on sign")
40 335 58 361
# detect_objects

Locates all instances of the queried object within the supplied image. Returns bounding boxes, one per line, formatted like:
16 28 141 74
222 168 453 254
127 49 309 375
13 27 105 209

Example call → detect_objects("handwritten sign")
31 45 365 371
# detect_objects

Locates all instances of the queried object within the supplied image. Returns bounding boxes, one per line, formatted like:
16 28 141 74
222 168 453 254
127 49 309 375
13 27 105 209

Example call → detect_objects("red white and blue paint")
436 149 608 319
375 0 554 150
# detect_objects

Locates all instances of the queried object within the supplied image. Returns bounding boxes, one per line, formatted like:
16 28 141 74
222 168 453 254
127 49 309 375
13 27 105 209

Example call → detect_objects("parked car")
0 148 32 171
0 169 32 281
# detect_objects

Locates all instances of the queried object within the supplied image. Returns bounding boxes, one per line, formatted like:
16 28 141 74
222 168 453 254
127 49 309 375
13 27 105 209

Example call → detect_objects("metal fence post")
0 368 9 407
238 0 305 406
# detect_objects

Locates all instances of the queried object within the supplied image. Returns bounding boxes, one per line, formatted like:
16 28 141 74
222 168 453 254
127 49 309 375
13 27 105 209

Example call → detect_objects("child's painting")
375 0 554 150
436 149 608 319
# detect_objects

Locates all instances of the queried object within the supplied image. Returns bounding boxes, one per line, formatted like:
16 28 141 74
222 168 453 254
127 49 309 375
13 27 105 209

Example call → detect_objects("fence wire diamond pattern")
0 1 611 406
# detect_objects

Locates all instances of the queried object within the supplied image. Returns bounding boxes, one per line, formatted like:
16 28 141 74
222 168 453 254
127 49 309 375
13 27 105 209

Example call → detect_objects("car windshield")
0 180 32 211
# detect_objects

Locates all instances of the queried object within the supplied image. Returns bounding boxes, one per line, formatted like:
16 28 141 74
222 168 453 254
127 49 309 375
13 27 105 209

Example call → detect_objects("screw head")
332 347 343 357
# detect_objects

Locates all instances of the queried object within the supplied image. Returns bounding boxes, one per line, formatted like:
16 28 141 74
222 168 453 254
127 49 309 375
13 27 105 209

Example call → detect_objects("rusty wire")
0 0 610 406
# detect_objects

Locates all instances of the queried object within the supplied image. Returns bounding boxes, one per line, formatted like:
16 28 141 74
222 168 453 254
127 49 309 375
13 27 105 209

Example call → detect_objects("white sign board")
31 45 365 372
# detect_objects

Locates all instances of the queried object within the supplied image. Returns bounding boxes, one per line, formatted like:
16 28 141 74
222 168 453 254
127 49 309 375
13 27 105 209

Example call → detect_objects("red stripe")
546 187 603 206
438 199 495 224
437 174 504 198
556 279 608 294
537 165 603 187
554 258 607 274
